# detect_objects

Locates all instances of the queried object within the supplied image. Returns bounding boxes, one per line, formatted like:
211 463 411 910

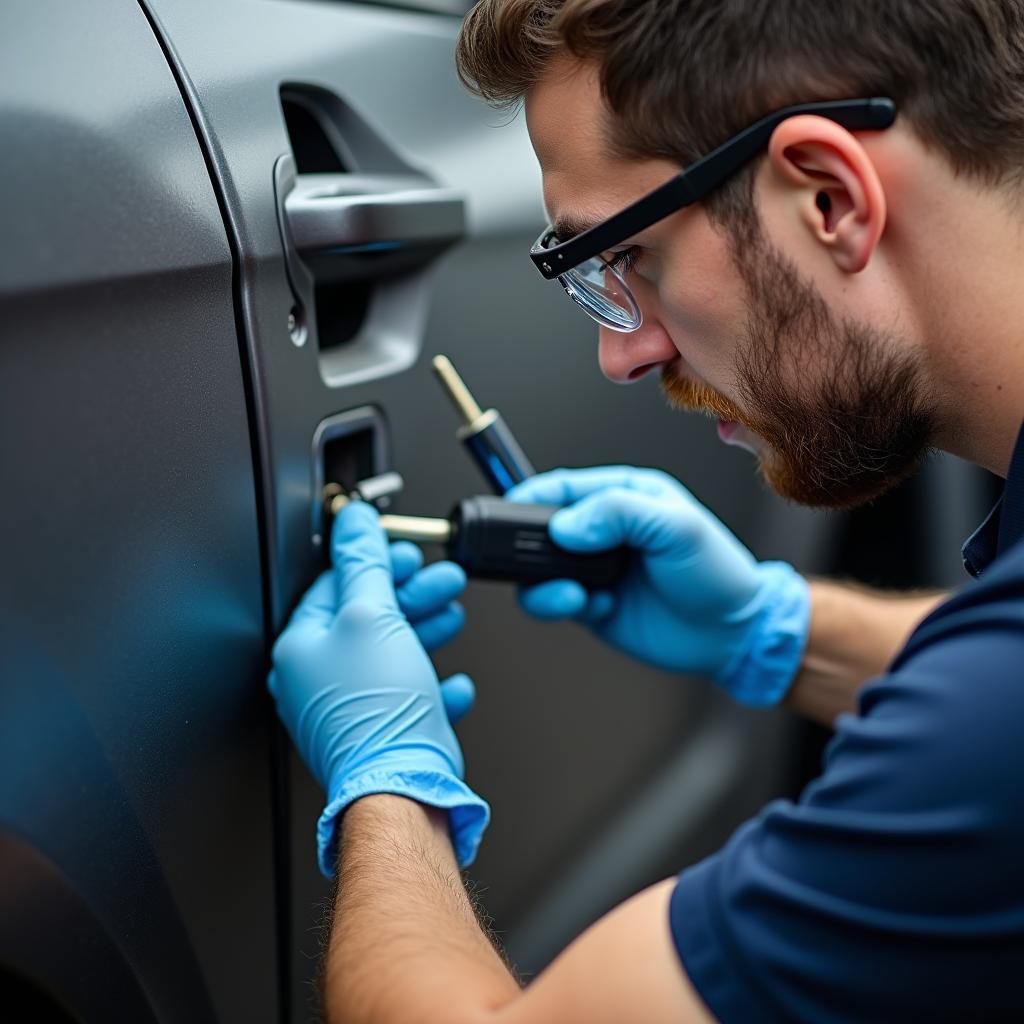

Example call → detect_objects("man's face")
526 60 934 508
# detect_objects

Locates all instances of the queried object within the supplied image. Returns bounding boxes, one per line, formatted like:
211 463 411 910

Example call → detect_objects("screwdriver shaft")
432 354 484 426
378 514 453 544
328 491 452 544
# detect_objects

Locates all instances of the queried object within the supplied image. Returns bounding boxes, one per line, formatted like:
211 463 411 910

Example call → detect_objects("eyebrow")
552 213 599 244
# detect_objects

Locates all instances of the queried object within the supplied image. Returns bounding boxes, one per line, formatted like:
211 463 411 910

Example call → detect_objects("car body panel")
1 1 274 1020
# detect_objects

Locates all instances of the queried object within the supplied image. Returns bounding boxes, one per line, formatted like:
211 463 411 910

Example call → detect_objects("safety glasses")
529 97 896 332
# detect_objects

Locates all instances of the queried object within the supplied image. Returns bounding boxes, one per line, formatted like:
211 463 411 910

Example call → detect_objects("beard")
661 221 935 509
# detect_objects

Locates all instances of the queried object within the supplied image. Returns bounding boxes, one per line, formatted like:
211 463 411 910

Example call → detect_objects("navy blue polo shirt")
670 426 1024 1023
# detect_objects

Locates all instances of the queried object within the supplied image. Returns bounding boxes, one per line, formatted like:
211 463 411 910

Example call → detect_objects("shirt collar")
962 419 1024 577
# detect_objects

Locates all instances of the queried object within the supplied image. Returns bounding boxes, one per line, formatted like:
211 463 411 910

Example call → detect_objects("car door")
1 2 275 1021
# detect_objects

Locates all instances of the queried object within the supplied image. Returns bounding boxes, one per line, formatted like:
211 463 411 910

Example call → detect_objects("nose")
597 315 678 384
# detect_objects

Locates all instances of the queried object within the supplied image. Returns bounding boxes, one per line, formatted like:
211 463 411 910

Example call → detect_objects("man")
268 1 1024 1020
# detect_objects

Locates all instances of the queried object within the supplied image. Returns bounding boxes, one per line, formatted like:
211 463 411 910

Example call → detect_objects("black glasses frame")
530 97 896 280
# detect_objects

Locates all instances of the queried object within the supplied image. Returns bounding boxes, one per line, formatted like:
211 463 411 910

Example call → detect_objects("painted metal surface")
0 1 274 1019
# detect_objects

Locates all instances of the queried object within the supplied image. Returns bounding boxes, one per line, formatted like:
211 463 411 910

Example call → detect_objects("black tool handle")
448 496 627 588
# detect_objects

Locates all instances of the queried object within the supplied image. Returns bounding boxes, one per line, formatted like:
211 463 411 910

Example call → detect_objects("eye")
604 246 642 275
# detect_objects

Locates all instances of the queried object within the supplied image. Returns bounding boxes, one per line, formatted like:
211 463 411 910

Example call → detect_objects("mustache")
659 367 748 423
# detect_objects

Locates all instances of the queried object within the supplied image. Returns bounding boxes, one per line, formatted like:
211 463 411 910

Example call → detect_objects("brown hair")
456 0 1024 221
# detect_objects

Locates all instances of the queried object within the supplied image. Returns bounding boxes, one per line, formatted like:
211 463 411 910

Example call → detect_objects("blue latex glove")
506 467 810 707
269 502 488 877
390 541 474 722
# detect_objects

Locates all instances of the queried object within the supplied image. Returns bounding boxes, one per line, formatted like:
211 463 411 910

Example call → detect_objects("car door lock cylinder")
431 354 535 494
325 488 626 589
326 470 404 509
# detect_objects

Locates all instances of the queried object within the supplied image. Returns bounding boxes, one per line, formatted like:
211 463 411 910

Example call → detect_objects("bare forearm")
324 794 518 1024
785 580 947 726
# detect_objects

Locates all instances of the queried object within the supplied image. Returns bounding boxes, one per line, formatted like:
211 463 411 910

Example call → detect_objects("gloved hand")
390 540 474 722
269 502 488 877
505 467 810 707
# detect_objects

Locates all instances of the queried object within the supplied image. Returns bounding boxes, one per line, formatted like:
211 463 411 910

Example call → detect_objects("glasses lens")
560 257 642 332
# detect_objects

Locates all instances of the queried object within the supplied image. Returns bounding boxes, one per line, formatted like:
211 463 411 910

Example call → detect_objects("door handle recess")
274 154 466 389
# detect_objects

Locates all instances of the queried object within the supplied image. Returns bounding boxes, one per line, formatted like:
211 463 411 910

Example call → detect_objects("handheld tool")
432 355 535 493
327 488 627 589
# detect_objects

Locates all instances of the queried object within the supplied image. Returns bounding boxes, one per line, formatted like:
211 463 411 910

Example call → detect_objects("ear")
767 115 886 274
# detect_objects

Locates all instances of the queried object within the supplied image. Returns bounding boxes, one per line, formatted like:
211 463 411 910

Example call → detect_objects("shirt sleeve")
670 558 1024 1023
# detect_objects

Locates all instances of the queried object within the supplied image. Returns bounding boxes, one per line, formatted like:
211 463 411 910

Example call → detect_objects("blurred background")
0 0 998 1021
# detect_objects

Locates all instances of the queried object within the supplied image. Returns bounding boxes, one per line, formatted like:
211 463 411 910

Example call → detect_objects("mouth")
660 364 760 451
717 419 761 456
716 419 739 443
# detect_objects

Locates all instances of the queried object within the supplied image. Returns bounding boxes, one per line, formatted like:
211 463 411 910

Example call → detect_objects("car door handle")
284 172 465 258
272 153 466 389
